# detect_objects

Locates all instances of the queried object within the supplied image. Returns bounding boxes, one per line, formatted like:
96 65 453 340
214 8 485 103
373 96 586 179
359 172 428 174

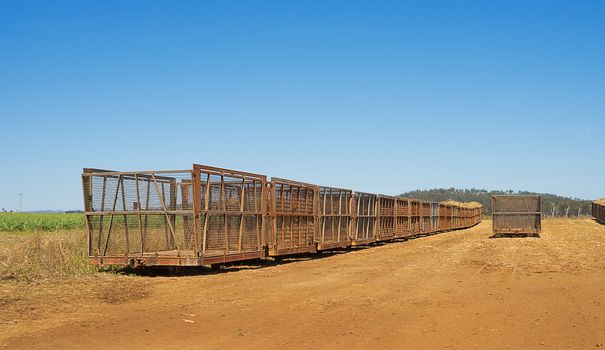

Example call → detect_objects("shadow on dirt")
489 233 541 239
116 246 373 277
107 230 464 278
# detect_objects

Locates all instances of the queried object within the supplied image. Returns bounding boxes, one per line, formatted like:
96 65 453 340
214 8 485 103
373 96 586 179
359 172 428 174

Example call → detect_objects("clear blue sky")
1 0 604 211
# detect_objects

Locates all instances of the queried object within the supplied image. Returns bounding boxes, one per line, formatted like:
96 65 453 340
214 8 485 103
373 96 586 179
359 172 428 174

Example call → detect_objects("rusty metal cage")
268 178 318 255
492 195 541 235
82 169 196 265
82 165 268 266
194 164 267 261
593 202 605 224
377 195 395 240
430 203 440 231
82 164 483 267
395 198 411 237
351 192 377 245
317 186 352 250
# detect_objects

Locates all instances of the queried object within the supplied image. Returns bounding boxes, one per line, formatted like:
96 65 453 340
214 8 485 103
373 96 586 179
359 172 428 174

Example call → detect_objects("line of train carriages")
81 164 483 268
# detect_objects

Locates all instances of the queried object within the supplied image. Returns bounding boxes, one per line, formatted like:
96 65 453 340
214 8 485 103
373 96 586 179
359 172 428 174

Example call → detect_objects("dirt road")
2 219 605 349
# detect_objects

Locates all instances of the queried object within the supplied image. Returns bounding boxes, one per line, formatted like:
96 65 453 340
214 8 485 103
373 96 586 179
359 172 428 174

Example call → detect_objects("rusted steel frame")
120 175 130 254
169 178 178 249
90 250 265 267
330 189 335 242
161 181 170 249
318 186 352 244
492 195 541 234
221 174 228 253
280 183 285 246
254 180 260 251
192 165 267 256
594 203 605 224
353 194 360 240
337 190 342 242
193 163 266 181
97 176 107 253
81 174 93 256
83 168 186 180
376 194 395 239
151 174 180 253
269 178 318 252
102 174 123 256
289 184 295 246
238 176 246 253
271 177 317 188
144 178 151 252
180 179 193 248
135 174 144 254
202 173 211 256
295 186 301 246
304 189 310 244
191 170 202 255
269 181 278 249
321 188 327 242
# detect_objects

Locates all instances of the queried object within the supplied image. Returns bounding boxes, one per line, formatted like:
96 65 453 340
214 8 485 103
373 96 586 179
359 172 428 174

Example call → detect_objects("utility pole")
18 193 23 212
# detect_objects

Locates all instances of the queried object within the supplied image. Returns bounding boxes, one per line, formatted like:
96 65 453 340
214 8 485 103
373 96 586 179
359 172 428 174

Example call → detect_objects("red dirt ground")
2 218 605 349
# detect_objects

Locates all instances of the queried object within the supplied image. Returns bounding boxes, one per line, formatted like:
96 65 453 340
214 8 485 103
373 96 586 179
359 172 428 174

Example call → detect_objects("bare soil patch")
2 218 605 349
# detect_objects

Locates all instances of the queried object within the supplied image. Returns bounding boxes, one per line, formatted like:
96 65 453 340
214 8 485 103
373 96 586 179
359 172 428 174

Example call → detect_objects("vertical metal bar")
203 173 211 256
254 179 260 251
289 185 294 246
269 181 277 250
280 184 285 246
161 182 170 249
296 187 301 246
97 176 107 253
321 188 327 243
337 190 342 242
102 174 122 256
192 167 202 256
120 176 130 255
221 174 227 253
150 174 180 253
239 176 246 253
144 178 150 252
169 178 177 248
304 188 309 244
81 174 93 257
135 174 144 254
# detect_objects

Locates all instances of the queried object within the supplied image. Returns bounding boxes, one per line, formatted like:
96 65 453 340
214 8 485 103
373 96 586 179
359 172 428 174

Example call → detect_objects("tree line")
399 188 593 217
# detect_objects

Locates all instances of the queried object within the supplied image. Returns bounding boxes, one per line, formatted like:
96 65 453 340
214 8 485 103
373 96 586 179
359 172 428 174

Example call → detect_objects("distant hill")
399 188 592 217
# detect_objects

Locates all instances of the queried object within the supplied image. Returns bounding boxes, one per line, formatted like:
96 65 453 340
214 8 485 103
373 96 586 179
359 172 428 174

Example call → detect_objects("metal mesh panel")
492 195 541 234
493 196 540 213
430 203 440 231
270 179 317 251
83 170 195 257
493 214 541 233
395 198 410 236
593 203 605 224
197 166 266 256
318 186 352 245
377 196 395 239
352 192 376 242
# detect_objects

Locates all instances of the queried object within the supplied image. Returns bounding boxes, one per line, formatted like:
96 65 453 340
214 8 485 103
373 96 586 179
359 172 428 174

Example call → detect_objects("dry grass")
595 198 605 205
0 230 97 283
